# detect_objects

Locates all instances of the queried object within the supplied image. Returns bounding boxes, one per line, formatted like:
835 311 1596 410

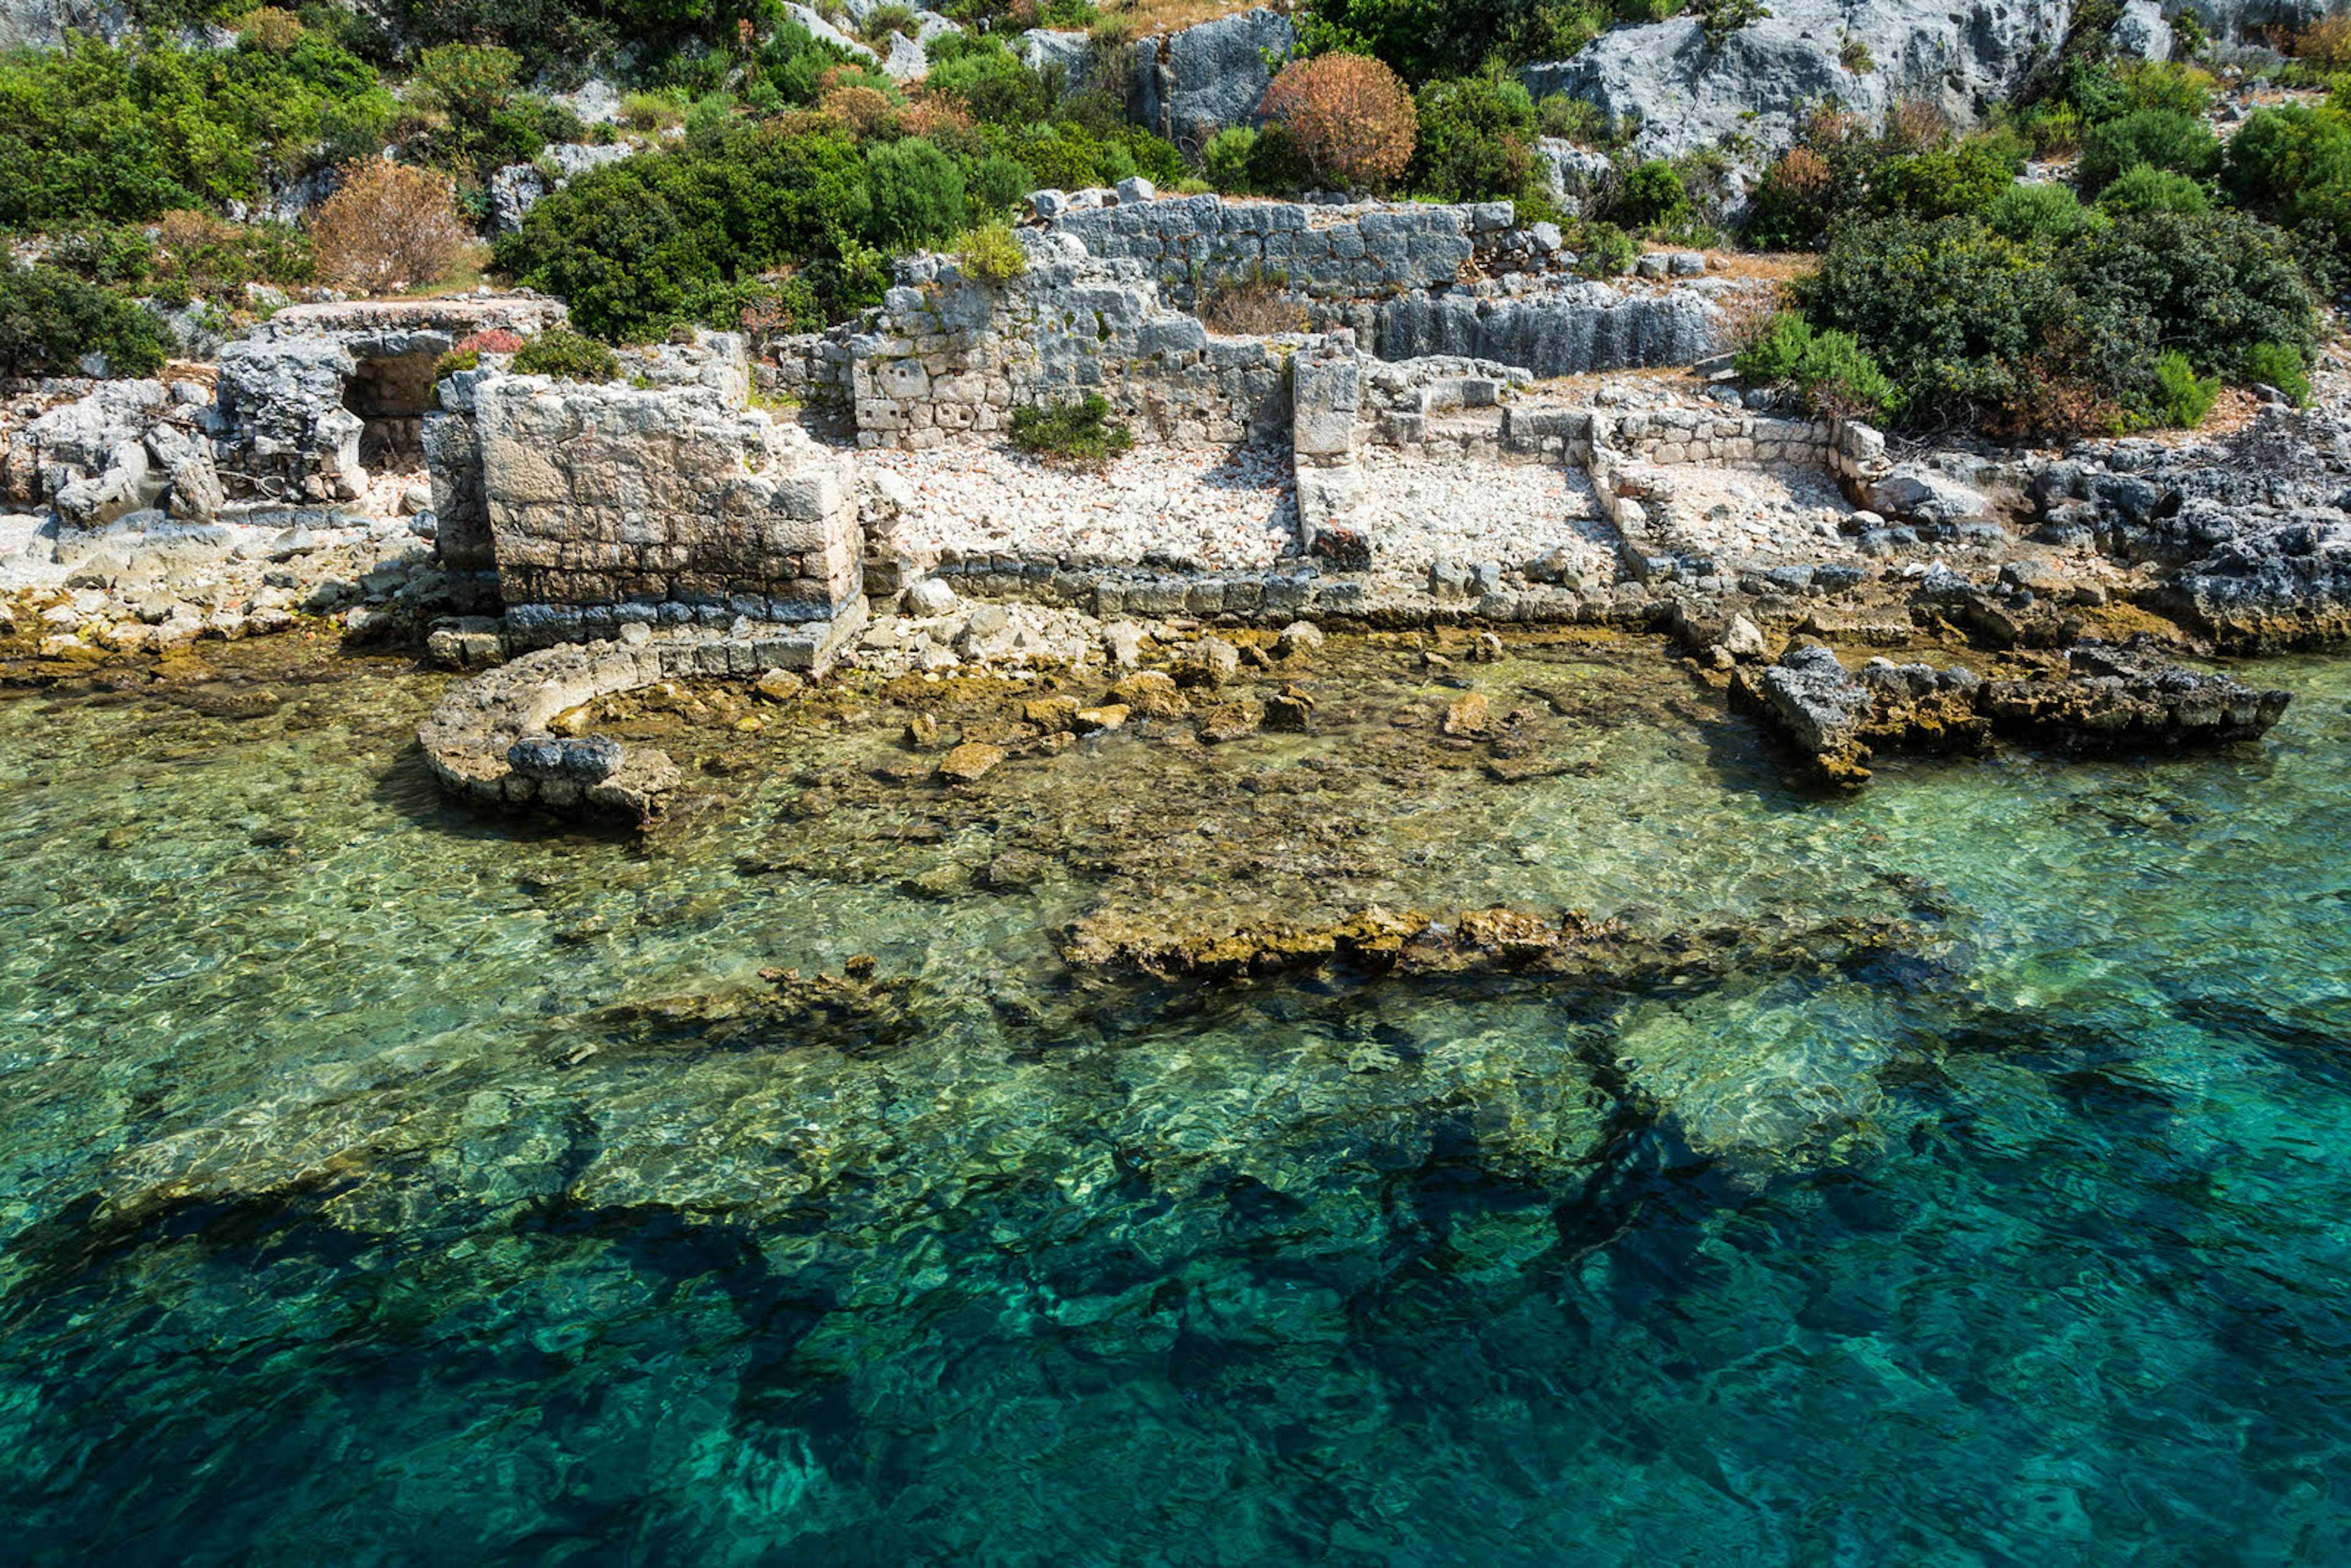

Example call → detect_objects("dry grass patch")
1092 0 1261 35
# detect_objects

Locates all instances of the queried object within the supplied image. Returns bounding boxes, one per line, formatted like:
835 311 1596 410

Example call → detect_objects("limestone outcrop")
1522 0 2071 159
2034 411 2351 650
1129 7 1295 153
489 141 637 233
1734 639 2292 785
0 0 124 49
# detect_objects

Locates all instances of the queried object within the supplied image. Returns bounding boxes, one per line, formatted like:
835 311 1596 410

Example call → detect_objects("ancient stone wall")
466 376 862 626
1043 195 1534 301
847 247 1294 451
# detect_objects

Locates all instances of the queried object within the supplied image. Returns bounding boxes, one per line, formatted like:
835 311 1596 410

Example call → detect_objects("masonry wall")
847 252 1294 451
471 377 861 621
1044 195 1552 299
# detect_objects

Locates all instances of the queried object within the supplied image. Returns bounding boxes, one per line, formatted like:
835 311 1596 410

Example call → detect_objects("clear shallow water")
0 647 2347 1565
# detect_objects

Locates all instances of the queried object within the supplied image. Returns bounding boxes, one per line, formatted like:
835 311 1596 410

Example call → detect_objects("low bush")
149 209 313 304
1245 122 1314 195
2151 348 2219 427
310 159 473 294
1569 219 1639 276
2242 340 2312 405
1983 181 2088 244
2076 107 2219 196
0 258 170 378
1746 108 2021 244
1257 53 1416 192
957 219 1027 282
967 154 1033 219
1409 69 1539 203
1199 265 1305 335
1794 203 2316 433
866 137 968 250
510 327 619 381
1010 394 1134 466
1203 127 1258 193
2098 162 2211 216
1616 160 1690 227
1732 309 1812 383
1731 311 1900 421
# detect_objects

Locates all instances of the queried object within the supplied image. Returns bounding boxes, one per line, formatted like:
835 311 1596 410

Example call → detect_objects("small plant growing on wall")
510 328 620 383
1010 395 1135 468
957 222 1027 284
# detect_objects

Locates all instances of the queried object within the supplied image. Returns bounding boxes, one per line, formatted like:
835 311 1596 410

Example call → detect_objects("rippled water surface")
1 643 2347 1566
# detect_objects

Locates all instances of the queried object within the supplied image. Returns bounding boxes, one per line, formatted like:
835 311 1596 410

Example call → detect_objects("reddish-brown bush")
236 6 305 51
1256 54 1415 192
2296 15 2351 69
309 160 473 295
822 84 898 136
453 328 524 356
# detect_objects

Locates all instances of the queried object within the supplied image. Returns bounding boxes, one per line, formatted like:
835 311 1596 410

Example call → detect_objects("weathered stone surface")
466 375 861 617
1521 1 2072 160
489 141 636 233
1731 642 1877 784
937 740 1007 782
0 0 127 50
1130 7 1295 151
1441 691 1491 737
1198 699 1264 741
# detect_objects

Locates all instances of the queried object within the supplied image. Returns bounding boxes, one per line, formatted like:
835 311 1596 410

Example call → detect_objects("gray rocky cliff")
0 0 127 49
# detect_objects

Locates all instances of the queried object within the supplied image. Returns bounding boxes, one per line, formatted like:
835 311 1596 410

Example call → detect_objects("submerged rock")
937 740 1006 784
1736 637 2290 786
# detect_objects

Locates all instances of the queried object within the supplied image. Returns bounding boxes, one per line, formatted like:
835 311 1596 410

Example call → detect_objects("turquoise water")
0 645 2347 1564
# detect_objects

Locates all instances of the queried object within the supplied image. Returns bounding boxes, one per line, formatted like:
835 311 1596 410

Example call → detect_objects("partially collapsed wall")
848 242 1295 451
435 374 863 647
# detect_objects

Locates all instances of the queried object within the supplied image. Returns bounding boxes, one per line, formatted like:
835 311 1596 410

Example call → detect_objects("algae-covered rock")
937 741 1005 783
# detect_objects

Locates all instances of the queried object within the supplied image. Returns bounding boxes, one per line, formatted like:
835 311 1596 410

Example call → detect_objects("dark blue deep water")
0 647 2346 1565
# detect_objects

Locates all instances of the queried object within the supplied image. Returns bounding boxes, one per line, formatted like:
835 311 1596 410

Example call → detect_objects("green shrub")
1797 214 2065 422
1409 69 1539 203
510 327 620 381
1616 159 1690 227
433 347 481 380
1010 394 1134 466
2076 108 2219 195
2098 162 2212 216
0 258 169 378
1793 328 1901 422
2223 102 2351 276
1732 311 1900 421
1865 133 2024 220
2063 210 2317 384
622 91 683 132
957 219 1026 282
2242 340 2312 404
1570 219 1639 276
967 154 1033 219
496 121 876 340
865 137 968 250
2151 348 2219 426
0 32 394 227
1983 181 2088 243
1204 127 1258 193
1733 310 1813 384
1247 122 1314 195
2117 61 2217 119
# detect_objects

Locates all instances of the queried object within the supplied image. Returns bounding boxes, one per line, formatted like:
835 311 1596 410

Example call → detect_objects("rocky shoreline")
4 198 2345 827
